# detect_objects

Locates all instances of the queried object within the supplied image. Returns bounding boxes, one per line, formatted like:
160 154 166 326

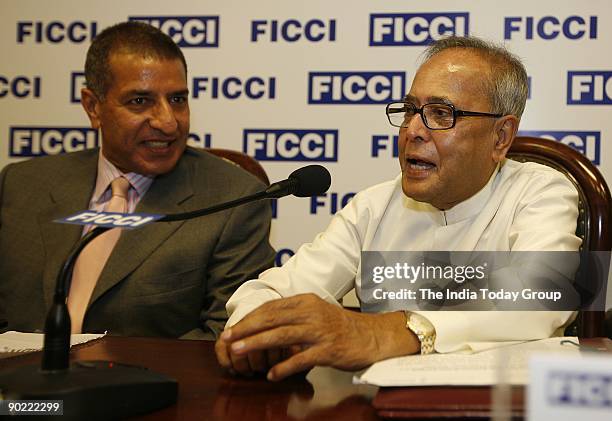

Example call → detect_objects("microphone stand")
0 195 272 419
0 225 177 421
43 226 108 371
0 166 328 419
40 186 275 371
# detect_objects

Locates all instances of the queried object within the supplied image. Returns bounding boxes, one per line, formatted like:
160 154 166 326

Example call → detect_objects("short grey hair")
422 36 528 120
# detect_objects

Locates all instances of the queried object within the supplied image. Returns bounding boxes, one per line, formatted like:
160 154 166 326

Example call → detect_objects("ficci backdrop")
1 0 610 269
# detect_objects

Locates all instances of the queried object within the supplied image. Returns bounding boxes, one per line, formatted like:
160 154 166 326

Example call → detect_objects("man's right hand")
215 294 419 381
215 339 293 376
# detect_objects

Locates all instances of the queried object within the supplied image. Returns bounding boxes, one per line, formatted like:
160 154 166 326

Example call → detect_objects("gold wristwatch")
405 312 436 354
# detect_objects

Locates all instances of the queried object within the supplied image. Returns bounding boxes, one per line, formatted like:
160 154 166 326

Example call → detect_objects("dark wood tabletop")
1 336 610 420
0 336 380 420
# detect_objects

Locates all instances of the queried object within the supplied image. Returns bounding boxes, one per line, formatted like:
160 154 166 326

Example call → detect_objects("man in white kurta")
215 36 581 381
226 159 579 352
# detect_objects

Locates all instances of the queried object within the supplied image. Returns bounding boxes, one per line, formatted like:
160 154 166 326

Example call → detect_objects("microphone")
0 165 332 419
264 164 332 198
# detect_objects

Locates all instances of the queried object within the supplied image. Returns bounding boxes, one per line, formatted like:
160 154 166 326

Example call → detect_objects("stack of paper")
0 331 105 356
355 337 582 386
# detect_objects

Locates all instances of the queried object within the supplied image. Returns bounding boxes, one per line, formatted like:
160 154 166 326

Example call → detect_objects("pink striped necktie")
67 177 131 333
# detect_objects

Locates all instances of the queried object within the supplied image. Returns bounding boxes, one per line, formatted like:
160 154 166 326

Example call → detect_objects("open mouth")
406 157 436 170
143 140 173 149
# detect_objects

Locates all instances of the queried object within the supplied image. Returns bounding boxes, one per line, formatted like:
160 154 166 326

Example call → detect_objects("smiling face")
399 48 510 210
81 52 190 175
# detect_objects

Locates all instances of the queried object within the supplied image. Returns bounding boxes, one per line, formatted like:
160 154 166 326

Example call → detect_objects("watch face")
407 313 436 355
409 314 433 336
407 319 421 335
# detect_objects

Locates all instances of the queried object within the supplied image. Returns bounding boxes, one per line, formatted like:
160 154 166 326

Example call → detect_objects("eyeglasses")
386 102 503 130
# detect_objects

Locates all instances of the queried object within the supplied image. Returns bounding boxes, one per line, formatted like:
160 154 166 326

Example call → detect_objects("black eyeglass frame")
385 102 504 130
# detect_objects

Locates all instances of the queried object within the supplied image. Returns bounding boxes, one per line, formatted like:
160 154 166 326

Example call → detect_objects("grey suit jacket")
0 147 275 339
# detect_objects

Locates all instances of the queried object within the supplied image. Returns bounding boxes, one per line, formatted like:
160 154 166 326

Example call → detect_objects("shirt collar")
401 163 501 226
92 151 155 204
441 163 500 225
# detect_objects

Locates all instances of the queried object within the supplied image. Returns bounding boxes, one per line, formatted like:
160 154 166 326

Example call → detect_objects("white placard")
528 352 612 421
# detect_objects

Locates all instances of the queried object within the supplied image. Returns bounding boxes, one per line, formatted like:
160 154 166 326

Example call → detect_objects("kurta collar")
400 163 501 226
440 164 500 225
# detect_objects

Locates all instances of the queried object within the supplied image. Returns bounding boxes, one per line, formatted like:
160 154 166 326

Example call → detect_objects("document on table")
354 337 582 386
0 331 105 356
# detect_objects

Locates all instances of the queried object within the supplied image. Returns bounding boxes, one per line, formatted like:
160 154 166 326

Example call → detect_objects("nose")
149 99 178 135
403 109 430 143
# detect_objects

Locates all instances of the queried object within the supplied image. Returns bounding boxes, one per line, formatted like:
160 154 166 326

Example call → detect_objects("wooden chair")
206 148 269 185
507 136 612 337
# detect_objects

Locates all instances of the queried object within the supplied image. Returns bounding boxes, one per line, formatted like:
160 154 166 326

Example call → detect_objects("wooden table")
0 336 380 420
1 337 610 420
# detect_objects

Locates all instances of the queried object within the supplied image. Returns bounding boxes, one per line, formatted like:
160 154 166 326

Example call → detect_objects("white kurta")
227 159 582 353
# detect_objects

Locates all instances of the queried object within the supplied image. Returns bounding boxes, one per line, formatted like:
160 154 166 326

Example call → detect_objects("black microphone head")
288 165 331 197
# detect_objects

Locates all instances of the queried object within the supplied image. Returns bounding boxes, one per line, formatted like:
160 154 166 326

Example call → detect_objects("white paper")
0 331 105 354
354 337 582 386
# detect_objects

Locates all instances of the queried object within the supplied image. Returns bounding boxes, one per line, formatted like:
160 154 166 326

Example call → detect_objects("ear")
491 115 519 163
81 88 102 130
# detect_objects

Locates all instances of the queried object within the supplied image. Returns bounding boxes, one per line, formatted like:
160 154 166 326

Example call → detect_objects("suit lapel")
89 158 195 305
40 151 99 308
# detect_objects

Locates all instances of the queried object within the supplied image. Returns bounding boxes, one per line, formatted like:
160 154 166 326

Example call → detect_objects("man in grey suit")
0 22 275 339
